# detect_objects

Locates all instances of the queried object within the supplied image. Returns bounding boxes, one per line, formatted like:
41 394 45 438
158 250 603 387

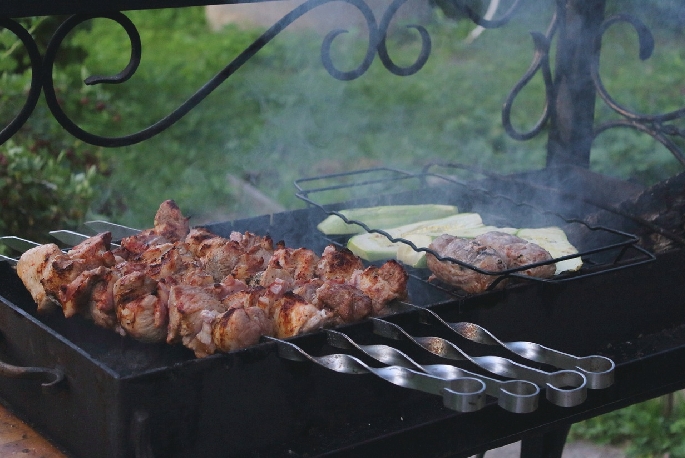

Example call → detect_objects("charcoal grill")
2 1 685 457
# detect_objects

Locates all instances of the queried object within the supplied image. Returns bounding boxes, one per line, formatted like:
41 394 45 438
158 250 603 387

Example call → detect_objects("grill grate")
294 166 656 293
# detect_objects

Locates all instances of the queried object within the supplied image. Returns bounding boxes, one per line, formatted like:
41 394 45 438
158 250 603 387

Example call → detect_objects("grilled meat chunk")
349 260 408 314
114 271 168 342
272 291 334 338
118 200 190 258
314 281 373 323
14 199 411 357
153 199 190 242
167 284 228 351
427 235 508 294
474 231 555 278
211 306 273 354
16 243 63 312
316 245 364 281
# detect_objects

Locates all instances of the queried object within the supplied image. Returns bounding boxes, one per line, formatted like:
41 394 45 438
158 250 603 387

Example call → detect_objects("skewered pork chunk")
211 306 273 354
349 260 408 314
427 235 508 294
114 270 168 342
118 200 190 258
315 245 364 281
14 199 411 357
291 279 373 323
41 232 118 311
257 246 319 291
16 243 63 312
314 281 374 323
271 291 334 338
474 231 555 278
152 199 190 241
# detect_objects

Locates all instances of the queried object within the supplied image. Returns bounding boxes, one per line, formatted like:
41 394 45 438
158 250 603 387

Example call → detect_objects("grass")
57 4 670 226
56 5 685 228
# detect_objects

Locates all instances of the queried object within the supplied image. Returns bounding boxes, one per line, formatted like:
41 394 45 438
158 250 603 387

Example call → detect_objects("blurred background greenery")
1 2 685 454
2 0 684 239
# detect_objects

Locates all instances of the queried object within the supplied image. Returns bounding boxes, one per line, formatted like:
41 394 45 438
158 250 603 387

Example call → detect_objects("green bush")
570 393 685 457
0 17 111 248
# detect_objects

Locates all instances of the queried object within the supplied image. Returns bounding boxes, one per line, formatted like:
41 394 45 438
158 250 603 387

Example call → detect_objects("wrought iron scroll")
0 18 43 146
0 0 443 148
501 12 557 141
0 0 531 148
591 14 685 167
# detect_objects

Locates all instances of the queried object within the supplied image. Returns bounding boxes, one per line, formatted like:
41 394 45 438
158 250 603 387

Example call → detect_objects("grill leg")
519 425 571 458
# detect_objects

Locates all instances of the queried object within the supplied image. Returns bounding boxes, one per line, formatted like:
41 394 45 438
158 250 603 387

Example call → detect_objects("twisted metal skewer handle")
264 336 487 413
371 318 587 407
399 302 615 390
326 330 539 413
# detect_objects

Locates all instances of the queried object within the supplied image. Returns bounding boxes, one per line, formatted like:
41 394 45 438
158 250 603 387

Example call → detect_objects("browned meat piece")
39 232 120 310
118 200 189 257
67 232 117 268
114 270 168 342
87 268 119 329
119 229 168 258
153 199 190 242
350 260 408 314
474 231 555 278
315 245 364 281
271 292 334 338
184 227 226 258
315 281 373 323
192 231 274 283
230 233 275 282
166 284 228 350
268 247 319 282
41 255 97 308
219 274 249 294
426 235 507 294
138 242 200 281
16 243 63 313
291 279 324 304
199 240 243 281
257 246 319 291
61 266 112 319
211 306 273 354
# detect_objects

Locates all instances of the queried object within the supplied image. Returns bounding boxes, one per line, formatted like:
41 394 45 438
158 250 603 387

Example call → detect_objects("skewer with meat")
14 199 410 357
348 260 408 315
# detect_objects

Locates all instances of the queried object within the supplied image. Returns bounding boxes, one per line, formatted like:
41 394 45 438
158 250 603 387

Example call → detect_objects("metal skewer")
325 330 540 413
84 220 141 240
264 336 488 413
48 230 121 248
396 302 614 389
371 318 587 408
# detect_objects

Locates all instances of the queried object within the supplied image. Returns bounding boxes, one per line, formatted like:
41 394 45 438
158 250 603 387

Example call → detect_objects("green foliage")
570 394 685 457
0 140 97 245
0 17 109 248
2 4 685 232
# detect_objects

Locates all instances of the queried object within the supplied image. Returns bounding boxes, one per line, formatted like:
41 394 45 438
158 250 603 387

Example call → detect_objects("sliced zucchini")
317 204 459 235
347 213 484 262
396 234 433 268
516 227 582 274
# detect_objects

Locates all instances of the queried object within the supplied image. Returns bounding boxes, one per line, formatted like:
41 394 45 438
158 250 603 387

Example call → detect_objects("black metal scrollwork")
0 18 43 145
591 13 685 167
41 3 380 147
1 0 527 148
501 12 557 141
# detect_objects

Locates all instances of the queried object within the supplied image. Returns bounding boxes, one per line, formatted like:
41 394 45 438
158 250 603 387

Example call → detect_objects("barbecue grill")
1 1 685 457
